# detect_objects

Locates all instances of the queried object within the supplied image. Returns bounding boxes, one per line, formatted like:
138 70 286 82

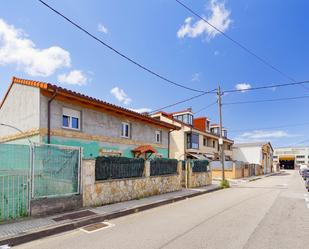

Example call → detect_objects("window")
296 155 305 158
155 131 162 143
206 121 210 131
203 137 208 146
211 127 219 135
296 160 305 164
62 107 81 130
121 122 130 138
174 114 193 125
187 133 199 149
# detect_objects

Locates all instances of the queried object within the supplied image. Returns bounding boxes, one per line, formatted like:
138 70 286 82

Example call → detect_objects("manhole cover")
53 210 96 222
81 222 114 233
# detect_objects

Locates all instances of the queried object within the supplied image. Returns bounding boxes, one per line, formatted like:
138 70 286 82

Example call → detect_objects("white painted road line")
305 198 309 202
307 203 309 209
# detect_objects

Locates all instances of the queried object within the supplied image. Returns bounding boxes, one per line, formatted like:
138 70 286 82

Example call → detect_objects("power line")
229 121 309 133
293 138 309 146
194 100 217 114
149 80 309 115
223 80 309 93
223 95 309 106
149 89 217 114
175 0 305 89
38 0 208 93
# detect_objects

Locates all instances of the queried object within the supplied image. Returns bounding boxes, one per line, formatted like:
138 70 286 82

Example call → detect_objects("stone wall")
187 168 212 188
82 160 182 207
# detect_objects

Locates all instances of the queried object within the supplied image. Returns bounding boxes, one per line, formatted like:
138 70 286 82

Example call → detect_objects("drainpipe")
168 130 171 158
47 90 58 144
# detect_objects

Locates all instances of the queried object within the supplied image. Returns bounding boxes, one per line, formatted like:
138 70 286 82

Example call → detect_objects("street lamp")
0 123 33 146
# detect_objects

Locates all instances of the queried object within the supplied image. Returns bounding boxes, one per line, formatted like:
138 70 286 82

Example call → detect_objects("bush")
220 179 230 189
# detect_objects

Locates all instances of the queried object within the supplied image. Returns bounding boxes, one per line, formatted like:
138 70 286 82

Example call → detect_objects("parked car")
299 164 308 174
305 178 309 191
303 169 309 180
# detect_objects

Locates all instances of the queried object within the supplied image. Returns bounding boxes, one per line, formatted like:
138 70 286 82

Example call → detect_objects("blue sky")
0 0 309 147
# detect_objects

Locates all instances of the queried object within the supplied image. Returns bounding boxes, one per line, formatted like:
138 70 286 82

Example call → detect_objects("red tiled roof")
132 145 157 154
0 77 179 130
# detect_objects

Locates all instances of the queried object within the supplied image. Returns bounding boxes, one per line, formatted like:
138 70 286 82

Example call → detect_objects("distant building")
151 108 234 160
274 146 309 169
233 142 274 174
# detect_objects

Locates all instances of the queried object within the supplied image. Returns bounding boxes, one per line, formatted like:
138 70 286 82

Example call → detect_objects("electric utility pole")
217 86 225 181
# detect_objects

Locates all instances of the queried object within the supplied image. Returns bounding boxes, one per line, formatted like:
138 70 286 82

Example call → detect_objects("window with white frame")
121 122 131 138
62 107 81 130
155 130 162 143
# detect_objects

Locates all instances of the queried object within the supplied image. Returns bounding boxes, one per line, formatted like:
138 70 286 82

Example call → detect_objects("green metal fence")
95 156 145 181
191 160 209 173
150 158 178 176
0 144 30 221
0 143 81 222
32 143 81 199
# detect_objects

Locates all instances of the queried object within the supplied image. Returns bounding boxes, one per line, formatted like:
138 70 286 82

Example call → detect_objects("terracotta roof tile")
0 77 179 130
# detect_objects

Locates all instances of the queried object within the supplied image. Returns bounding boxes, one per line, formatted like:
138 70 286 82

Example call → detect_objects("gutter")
47 90 58 144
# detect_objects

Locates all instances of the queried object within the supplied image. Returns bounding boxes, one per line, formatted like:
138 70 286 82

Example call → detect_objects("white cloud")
191 72 201 82
58 70 88 86
0 18 71 77
177 0 232 41
97 23 108 34
129 108 152 114
110 87 132 105
234 130 299 143
235 83 251 92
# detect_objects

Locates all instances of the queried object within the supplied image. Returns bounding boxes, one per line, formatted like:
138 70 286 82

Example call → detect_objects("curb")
0 186 221 247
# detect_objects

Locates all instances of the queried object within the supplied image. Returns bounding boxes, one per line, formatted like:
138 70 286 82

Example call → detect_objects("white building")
274 146 309 169
233 142 274 174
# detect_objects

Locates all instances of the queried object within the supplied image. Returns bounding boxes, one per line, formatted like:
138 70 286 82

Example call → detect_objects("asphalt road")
15 170 309 249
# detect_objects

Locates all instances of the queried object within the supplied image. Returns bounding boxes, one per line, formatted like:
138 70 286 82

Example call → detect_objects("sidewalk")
212 172 280 184
0 184 220 247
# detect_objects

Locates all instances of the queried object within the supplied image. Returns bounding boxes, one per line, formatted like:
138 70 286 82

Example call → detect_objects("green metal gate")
0 143 81 222
0 144 30 221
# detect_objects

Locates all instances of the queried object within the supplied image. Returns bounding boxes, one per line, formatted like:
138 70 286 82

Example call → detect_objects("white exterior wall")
233 146 262 164
274 147 309 165
0 84 40 138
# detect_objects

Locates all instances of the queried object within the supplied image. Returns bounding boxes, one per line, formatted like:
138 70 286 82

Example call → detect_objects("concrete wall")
40 96 169 158
211 162 244 179
233 146 262 165
82 160 182 207
31 195 82 217
0 84 40 141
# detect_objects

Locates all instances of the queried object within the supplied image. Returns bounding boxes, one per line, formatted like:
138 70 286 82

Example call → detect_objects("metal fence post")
77 146 82 195
28 144 34 215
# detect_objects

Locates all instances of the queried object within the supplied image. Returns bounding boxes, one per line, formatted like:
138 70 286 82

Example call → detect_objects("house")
0 77 178 159
151 108 234 161
232 142 274 174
